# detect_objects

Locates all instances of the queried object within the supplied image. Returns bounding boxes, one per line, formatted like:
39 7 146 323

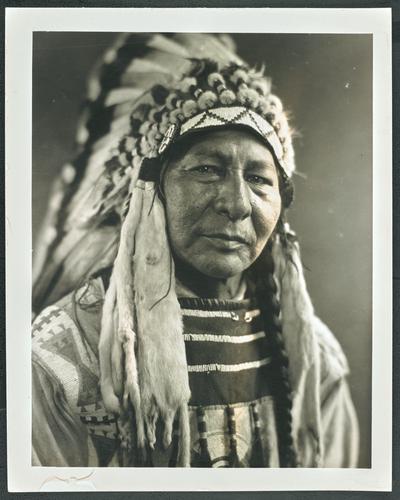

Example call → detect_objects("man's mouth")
201 233 250 250
205 233 248 243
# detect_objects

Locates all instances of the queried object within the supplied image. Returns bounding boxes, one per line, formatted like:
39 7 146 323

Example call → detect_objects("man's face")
163 129 282 279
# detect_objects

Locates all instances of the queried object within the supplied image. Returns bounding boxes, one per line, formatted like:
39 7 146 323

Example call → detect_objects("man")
32 33 359 467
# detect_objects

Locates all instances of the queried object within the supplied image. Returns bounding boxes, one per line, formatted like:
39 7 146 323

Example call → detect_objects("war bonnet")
32 34 317 466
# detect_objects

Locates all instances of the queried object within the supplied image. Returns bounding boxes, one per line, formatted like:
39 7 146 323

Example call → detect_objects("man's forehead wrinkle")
181 141 273 169
185 142 240 163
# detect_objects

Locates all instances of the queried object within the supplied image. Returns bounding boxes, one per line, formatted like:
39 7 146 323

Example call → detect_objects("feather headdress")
33 34 316 466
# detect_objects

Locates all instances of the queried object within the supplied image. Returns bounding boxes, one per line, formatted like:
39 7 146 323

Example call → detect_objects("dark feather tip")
151 84 169 105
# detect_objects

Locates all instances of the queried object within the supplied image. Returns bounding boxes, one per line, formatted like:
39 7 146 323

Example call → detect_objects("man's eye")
246 174 273 186
191 165 222 176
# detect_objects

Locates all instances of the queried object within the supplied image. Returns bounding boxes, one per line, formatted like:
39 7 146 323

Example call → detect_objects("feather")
142 50 191 77
32 176 65 287
148 34 189 57
112 100 137 120
174 33 242 66
110 113 131 132
105 87 144 107
120 71 172 90
125 57 172 74
33 225 119 310
89 124 128 154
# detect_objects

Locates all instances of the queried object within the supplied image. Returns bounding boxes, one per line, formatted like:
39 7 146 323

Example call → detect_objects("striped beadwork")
180 297 273 407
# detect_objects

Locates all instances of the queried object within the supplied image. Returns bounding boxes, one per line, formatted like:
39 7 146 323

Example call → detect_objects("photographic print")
6 7 392 492
31 31 369 469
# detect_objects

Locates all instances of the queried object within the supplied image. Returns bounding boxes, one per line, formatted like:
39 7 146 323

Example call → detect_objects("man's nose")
214 174 252 221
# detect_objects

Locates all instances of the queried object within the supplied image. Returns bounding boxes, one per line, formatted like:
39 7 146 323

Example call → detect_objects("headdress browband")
138 105 288 182
178 106 284 167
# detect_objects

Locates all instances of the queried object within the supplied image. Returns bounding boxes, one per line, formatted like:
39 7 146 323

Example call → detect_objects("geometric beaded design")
180 106 286 171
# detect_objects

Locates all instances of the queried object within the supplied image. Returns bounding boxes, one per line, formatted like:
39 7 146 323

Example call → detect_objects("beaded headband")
157 106 286 172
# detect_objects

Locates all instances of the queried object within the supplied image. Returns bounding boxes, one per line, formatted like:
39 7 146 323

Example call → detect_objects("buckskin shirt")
32 277 359 467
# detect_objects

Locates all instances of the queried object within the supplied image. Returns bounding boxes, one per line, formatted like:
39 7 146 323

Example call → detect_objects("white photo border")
5 7 392 492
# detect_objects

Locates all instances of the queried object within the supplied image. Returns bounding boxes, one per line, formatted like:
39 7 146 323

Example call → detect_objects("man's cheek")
169 216 196 249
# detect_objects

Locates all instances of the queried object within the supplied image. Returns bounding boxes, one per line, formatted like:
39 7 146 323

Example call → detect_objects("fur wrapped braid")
99 165 192 463
133 179 190 458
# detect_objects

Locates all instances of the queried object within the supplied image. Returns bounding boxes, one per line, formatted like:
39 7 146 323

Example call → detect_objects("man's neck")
174 259 245 300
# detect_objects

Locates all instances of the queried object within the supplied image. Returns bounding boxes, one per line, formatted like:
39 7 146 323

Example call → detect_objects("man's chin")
194 255 251 280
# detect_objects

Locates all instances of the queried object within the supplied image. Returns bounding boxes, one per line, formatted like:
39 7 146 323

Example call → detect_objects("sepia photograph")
5 6 392 492
31 31 370 469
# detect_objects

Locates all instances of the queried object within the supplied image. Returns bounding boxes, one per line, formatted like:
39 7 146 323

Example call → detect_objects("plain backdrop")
32 32 372 467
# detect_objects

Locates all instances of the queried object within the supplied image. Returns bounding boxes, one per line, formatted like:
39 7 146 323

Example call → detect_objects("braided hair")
248 156 298 466
256 243 298 468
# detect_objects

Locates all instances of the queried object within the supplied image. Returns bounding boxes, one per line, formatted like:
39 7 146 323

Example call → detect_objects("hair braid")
255 242 298 468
